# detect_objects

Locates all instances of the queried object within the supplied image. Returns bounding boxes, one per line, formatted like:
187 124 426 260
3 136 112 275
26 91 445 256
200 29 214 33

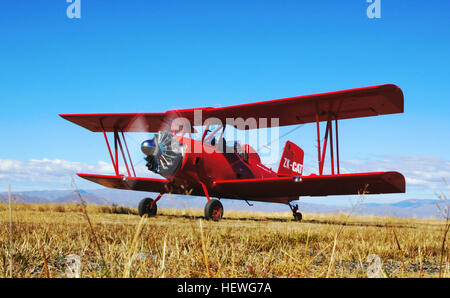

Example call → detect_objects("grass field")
0 200 449 278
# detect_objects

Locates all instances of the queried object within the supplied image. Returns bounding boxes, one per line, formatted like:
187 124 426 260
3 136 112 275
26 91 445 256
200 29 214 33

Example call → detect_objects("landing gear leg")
289 202 302 221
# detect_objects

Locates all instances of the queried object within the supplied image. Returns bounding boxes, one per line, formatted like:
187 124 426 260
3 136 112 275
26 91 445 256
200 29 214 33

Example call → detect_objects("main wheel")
293 212 303 221
204 199 223 221
138 197 157 217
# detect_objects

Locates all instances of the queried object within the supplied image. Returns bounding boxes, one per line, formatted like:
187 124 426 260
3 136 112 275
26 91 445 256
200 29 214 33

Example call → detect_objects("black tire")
293 212 303 221
204 199 223 221
138 197 157 217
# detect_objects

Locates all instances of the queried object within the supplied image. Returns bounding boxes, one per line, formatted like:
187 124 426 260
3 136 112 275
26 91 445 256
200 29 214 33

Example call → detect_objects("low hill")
0 189 446 219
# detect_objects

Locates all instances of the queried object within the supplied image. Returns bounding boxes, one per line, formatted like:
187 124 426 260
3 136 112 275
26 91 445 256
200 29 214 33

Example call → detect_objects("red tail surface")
277 141 304 177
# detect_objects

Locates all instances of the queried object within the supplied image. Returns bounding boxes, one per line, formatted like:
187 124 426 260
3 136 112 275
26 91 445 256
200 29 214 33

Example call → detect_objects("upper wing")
59 110 201 133
212 172 405 202
209 84 403 128
60 84 403 132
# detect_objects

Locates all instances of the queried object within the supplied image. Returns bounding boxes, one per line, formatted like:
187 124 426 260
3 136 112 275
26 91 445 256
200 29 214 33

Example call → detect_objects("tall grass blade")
8 185 13 278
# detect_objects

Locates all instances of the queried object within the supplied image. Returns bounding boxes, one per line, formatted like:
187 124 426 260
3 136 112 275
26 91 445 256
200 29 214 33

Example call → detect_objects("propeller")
122 109 190 178
141 130 185 176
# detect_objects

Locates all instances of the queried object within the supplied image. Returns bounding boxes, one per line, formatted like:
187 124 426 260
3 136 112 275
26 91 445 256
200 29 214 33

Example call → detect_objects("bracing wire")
256 124 305 152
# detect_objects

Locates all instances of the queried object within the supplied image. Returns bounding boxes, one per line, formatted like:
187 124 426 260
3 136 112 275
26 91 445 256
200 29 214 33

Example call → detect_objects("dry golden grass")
0 202 448 278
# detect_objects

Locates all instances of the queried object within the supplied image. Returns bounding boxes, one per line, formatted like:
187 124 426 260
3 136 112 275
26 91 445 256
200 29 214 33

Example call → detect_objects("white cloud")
0 158 155 191
0 158 113 181
1 155 449 193
264 154 450 193
340 155 450 190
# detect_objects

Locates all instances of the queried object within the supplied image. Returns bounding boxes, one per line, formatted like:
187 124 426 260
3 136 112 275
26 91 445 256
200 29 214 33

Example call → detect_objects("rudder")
277 141 304 177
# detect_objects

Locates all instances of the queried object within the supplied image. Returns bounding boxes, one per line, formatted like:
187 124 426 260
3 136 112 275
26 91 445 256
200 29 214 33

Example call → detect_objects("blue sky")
0 1 449 205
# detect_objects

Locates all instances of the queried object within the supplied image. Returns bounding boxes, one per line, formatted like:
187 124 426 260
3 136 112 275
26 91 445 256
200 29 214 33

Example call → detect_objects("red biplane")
60 84 405 221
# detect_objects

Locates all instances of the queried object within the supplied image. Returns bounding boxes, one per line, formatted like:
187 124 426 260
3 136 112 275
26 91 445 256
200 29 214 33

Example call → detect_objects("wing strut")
316 107 341 175
335 118 340 174
101 121 119 176
100 121 137 177
121 131 137 177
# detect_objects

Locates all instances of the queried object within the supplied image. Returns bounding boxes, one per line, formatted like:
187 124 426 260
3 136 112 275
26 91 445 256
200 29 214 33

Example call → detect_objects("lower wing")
213 172 405 200
77 171 405 203
77 173 205 196
77 173 170 193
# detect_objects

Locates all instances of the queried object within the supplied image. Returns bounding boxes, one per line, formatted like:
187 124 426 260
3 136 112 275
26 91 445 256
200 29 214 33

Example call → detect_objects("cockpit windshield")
203 124 227 152
233 141 249 162
233 141 242 154
193 124 250 156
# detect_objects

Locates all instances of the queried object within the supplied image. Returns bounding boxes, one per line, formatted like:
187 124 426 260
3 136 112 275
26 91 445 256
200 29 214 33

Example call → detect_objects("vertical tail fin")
277 141 304 177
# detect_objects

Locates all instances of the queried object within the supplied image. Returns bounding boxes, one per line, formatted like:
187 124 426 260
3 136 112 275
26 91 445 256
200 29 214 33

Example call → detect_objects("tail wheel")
293 212 302 221
138 197 157 217
204 199 223 221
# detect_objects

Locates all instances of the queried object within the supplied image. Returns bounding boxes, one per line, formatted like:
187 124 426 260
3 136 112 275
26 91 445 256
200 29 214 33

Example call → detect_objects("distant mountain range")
0 189 446 219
